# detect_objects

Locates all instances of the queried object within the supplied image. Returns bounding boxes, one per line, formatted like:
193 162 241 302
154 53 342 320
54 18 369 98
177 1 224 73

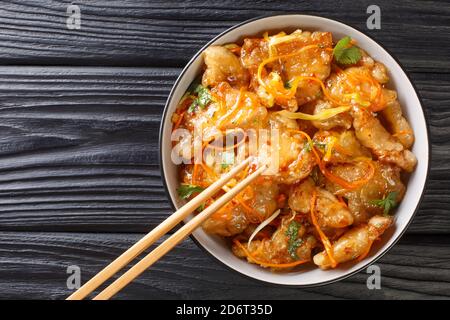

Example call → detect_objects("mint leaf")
177 184 204 199
197 203 206 213
370 191 399 215
188 85 212 113
333 36 362 65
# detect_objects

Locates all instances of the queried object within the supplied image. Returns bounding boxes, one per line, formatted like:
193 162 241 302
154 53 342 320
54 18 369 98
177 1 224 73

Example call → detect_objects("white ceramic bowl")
159 15 429 286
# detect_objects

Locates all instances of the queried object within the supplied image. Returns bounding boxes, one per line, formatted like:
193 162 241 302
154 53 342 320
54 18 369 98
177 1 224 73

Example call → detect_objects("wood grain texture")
0 232 449 300
0 67 447 233
0 0 449 72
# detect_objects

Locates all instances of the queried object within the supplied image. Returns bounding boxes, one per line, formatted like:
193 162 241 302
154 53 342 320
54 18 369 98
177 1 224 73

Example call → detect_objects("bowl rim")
158 14 431 287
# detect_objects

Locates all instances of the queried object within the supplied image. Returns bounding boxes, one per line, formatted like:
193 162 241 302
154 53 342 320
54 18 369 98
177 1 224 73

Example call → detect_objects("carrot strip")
200 163 216 178
310 191 338 268
392 130 413 138
321 160 375 191
234 240 309 268
333 142 353 156
172 111 185 131
192 164 199 185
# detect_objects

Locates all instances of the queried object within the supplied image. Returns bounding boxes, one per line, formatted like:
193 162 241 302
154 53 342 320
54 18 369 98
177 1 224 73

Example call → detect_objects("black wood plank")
0 232 448 299
0 67 447 233
0 0 449 72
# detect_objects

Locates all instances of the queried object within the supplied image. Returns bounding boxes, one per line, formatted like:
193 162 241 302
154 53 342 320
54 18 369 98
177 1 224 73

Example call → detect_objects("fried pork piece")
310 100 353 130
380 89 414 148
325 161 406 224
202 201 249 237
313 215 392 269
313 130 372 164
202 46 249 88
359 51 390 84
232 215 317 268
183 82 268 138
267 112 315 184
240 30 333 109
351 106 417 172
276 30 333 105
288 178 354 229
240 38 269 69
202 179 279 236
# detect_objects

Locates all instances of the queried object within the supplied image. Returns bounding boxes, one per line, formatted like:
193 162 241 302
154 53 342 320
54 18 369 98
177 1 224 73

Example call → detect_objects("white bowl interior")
160 15 429 286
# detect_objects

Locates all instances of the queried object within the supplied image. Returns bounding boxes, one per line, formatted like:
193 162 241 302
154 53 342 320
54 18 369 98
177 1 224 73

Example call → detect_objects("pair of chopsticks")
67 157 266 300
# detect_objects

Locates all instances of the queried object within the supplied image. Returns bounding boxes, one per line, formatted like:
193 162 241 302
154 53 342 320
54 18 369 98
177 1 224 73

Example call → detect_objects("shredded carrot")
335 68 385 111
172 111 185 131
229 46 241 54
257 45 332 100
310 191 338 268
240 164 250 179
200 163 216 178
293 75 344 105
392 130 413 138
289 129 375 190
322 159 375 191
333 142 353 156
192 164 199 184
234 240 309 269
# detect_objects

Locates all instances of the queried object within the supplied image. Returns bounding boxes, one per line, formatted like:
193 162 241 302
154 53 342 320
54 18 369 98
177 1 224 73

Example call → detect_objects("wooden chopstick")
66 157 257 300
93 162 267 300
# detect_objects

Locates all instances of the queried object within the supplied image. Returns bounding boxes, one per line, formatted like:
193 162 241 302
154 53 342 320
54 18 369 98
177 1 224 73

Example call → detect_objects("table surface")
0 0 449 300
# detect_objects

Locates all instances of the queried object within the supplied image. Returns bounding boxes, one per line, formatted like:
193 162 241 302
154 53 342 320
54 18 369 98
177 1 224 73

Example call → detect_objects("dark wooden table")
0 0 449 300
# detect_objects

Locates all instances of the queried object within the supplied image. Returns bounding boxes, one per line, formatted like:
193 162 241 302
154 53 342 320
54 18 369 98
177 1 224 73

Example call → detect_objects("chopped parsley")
314 141 327 151
197 203 206 213
177 184 204 199
370 191 399 215
304 141 313 152
188 85 213 113
333 36 362 65
285 221 304 260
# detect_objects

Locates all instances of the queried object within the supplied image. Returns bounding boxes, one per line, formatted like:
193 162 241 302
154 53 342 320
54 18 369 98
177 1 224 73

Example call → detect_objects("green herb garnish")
197 203 206 213
314 141 327 151
370 191 398 215
177 184 204 199
333 36 362 65
304 141 312 152
188 85 212 113
285 221 303 260
284 81 292 89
